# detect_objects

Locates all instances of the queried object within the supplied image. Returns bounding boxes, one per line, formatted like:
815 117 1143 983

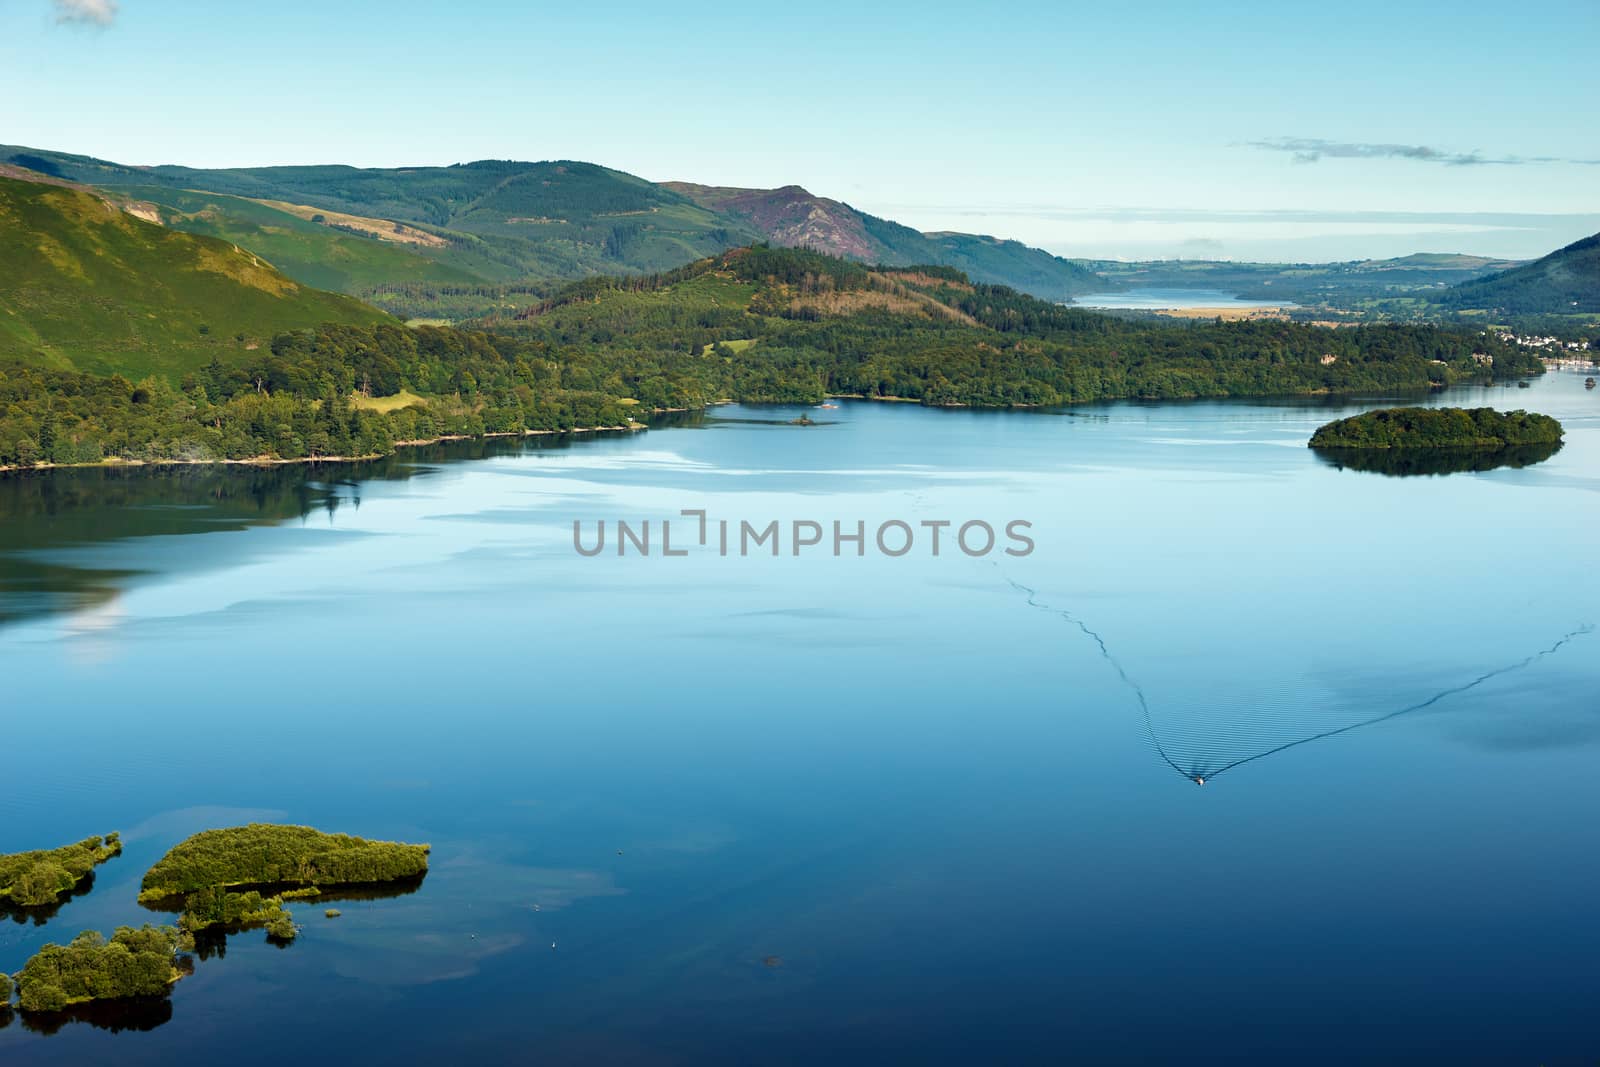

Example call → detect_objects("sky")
2 0 1596 261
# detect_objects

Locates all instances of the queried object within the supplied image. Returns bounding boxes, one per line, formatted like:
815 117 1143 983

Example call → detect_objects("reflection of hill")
1 433 623 628
1313 440 1561 476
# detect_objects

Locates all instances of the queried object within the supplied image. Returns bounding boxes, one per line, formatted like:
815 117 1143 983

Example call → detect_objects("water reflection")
6 994 177 1037
0 433 624 630
0 871 102 928
1312 440 1563 476
138 875 429 961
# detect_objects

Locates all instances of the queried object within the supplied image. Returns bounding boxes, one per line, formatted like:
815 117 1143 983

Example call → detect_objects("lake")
2 372 1597 1064
1074 288 1297 310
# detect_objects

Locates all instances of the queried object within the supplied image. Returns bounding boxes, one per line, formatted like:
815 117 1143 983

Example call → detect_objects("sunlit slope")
0 175 391 378
120 186 483 295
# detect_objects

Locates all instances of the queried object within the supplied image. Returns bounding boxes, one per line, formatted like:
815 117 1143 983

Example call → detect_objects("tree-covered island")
3 824 427 1019
1308 407 1564 450
138 823 430 904
10 926 184 1014
0 834 122 909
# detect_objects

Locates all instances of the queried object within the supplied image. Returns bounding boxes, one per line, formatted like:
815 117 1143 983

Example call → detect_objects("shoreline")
0 422 643 476
0 370 1543 478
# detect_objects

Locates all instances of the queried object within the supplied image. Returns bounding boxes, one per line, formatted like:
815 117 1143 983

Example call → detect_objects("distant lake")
2 373 1597 1064
1074 287 1298 309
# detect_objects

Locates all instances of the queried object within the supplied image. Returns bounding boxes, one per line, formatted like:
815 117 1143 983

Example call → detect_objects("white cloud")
53 0 118 26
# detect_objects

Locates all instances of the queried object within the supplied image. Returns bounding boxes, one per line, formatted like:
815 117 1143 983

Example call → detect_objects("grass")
351 389 427 413
120 185 482 295
0 175 393 379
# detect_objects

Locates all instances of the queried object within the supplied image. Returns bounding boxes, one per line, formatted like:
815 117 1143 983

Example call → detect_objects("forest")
0 248 1550 472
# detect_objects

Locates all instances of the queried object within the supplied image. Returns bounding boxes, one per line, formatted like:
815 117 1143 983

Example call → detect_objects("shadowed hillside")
1442 232 1600 314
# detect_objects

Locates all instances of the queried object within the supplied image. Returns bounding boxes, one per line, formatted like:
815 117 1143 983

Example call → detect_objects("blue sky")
2 0 1595 260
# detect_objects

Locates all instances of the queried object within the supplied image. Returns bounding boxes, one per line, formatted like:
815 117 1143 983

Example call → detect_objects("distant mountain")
664 181 1106 301
0 174 388 378
1442 233 1600 314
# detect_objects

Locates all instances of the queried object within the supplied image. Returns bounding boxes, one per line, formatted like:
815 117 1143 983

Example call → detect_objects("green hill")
0 174 391 378
1441 233 1600 314
1 147 759 298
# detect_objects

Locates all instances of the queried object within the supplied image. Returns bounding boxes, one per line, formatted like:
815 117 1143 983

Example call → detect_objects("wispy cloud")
53 0 118 26
1245 137 1600 167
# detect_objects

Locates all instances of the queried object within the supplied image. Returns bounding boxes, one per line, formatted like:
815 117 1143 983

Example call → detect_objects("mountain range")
0 146 1105 315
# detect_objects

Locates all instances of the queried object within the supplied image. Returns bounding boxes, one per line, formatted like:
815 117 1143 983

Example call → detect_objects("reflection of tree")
0 434 611 630
141 872 428 960
15 994 176 1036
0 871 98 927
1312 440 1561 476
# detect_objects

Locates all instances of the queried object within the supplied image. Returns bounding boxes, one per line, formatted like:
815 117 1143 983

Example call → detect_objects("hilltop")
664 181 1104 300
0 175 391 378
1441 233 1600 314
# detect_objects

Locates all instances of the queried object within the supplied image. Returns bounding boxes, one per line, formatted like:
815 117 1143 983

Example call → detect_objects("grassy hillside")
0 174 391 378
1 147 759 303
123 186 482 294
665 181 1106 300
1441 233 1600 314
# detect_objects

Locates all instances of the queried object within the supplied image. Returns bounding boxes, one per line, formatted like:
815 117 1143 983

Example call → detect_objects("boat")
1586 377 1596 389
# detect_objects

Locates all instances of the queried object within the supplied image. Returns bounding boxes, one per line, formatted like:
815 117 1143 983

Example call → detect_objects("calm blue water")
2 372 1597 1064
1075 287 1297 310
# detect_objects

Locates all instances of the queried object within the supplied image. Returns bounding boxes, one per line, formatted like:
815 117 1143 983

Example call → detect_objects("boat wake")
1005 573 1593 785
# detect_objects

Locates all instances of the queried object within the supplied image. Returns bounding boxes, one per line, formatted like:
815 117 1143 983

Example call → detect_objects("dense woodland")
10 926 183 1014
0 248 1549 471
1308 406 1564 449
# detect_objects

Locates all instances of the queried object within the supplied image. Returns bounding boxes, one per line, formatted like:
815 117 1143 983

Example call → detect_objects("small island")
0 834 122 908
1308 406 1563 450
1309 407 1564 476
11 926 184 1014
138 823 430 904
